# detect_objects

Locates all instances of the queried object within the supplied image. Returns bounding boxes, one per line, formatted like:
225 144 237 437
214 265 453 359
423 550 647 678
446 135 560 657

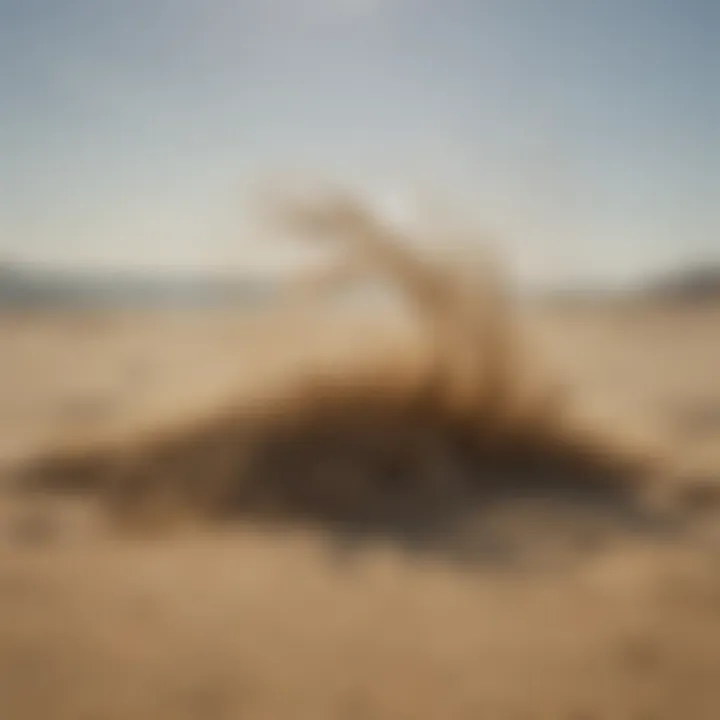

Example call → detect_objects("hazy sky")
0 0 717 283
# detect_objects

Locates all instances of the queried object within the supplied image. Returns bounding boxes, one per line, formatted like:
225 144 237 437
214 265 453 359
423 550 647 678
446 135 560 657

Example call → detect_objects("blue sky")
0 0 717 283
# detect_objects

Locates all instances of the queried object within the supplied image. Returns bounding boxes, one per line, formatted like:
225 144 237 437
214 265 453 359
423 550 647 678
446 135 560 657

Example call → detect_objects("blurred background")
1 0 718 291
1 3 719 720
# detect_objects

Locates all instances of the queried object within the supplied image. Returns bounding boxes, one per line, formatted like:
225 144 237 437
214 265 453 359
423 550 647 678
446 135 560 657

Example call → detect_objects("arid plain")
1 286 719 720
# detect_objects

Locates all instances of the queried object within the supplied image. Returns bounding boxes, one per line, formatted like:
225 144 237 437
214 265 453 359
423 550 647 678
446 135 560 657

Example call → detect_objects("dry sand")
1 199 719 719
0 301 718 720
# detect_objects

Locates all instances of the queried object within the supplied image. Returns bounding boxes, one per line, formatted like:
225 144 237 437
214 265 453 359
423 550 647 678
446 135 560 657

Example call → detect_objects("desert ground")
1 281 719 719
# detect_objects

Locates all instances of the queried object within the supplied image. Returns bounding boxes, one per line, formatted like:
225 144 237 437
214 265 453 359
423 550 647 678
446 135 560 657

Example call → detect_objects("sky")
0 0 717 284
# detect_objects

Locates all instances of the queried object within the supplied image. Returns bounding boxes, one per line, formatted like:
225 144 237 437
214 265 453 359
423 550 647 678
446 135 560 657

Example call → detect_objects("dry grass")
14 193 665 537
1 192 719 719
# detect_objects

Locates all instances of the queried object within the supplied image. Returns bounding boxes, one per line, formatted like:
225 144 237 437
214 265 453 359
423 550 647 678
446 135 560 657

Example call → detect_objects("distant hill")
5 260 719 310
641 264 720 302
0 263 276 309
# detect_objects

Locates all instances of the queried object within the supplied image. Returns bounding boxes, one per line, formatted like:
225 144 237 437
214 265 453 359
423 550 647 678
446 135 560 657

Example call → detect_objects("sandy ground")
1 301 719 720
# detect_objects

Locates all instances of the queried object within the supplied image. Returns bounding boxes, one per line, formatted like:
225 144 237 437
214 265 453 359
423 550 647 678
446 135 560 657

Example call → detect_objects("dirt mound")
16 190 669 552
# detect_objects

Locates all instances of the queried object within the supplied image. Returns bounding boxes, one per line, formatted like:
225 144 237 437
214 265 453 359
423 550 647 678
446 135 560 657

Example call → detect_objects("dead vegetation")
13 190 670 555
